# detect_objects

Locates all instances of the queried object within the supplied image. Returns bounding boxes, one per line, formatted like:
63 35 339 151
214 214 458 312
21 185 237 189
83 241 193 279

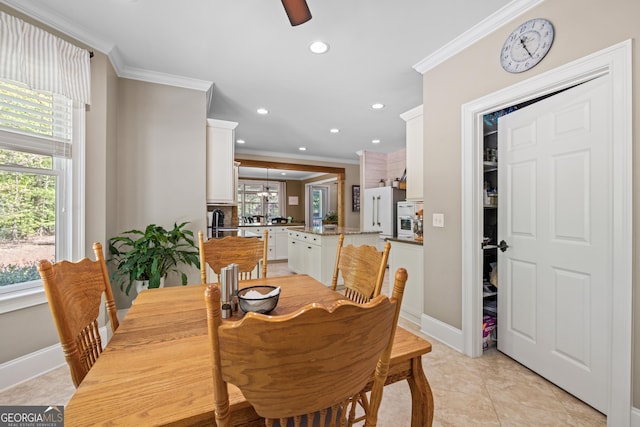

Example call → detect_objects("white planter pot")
134 277 165 295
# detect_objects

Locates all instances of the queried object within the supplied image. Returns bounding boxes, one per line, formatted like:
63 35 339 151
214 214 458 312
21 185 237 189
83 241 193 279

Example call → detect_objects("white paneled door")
497 77 611 413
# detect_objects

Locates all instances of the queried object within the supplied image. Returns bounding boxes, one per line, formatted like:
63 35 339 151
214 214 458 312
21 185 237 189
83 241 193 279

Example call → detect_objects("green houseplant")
108 222 200 295
322 211 338 225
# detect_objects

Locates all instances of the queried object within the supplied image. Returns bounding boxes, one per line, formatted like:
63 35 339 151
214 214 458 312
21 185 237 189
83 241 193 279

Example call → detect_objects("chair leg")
347 391 369 426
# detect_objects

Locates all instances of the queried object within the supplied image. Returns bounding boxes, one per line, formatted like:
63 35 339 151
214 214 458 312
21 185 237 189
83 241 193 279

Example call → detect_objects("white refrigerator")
363 187 406 246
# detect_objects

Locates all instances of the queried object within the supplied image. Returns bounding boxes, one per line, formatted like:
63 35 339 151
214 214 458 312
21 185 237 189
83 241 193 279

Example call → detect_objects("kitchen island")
287 226 381 286
238 223 305 260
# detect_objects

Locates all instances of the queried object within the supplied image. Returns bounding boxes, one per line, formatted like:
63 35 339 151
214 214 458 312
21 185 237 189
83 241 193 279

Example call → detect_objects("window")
237 180 284 221
0 79 82 312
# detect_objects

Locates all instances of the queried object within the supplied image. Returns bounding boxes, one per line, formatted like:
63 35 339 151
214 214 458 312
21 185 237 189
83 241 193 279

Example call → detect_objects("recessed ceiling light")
299 147 307 151
281 172 287 176
257 108 269 115
309 41 329 54
330 128 340 133
236 139 245 144
371 103 385 110
372 139 381 144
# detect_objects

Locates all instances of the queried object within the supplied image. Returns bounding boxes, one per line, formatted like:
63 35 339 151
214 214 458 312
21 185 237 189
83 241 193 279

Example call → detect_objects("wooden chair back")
331 234 391 303
37 242 119 388
205 267 408 427
198 230 268 284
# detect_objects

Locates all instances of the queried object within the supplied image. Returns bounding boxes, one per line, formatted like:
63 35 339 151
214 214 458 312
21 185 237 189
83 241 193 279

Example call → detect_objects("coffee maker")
208 209 224 238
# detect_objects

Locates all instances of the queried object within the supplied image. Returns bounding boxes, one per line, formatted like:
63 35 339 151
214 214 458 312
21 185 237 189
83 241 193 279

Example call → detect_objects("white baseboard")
0 325 108 392
631 406 640 427
0 343 65 391
400 309 422 328
420 313 464 353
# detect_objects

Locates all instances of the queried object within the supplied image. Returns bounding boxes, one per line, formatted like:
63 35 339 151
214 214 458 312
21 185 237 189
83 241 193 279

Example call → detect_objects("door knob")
498 240 509 252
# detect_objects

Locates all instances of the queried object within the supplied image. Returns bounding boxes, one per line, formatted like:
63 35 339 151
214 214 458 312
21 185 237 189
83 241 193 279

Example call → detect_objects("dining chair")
198 229 268 284
204 267 408 427
330 234 391 426
331 234 391 303
37 242 119 388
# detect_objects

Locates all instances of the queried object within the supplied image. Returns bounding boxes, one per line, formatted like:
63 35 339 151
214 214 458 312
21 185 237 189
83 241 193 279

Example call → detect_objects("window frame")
0 104 84 314
237 179 284 220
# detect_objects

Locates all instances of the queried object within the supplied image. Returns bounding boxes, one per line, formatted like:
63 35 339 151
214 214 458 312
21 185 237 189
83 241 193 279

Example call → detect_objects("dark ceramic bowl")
237 285 280 314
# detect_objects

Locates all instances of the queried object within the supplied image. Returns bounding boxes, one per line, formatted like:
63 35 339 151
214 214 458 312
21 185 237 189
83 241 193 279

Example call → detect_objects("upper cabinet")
400 105 423 202
206 119 239 204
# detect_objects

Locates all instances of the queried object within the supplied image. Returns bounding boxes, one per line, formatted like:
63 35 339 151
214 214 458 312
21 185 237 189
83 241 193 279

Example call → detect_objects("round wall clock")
500 18 554 73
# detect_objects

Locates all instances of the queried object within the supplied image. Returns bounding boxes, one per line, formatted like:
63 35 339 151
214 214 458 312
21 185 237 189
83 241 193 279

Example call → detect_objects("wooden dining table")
64 274 434 426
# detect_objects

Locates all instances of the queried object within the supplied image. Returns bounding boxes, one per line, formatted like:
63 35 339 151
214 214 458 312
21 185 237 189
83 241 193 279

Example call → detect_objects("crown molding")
206 118 239 130
119 66 213 92
400 105 423 122
0 0 213 93
235 148 361 166
413 0 545 75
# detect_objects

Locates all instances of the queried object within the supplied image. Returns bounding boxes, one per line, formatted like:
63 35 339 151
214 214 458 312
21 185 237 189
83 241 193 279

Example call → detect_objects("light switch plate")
433 213 444 228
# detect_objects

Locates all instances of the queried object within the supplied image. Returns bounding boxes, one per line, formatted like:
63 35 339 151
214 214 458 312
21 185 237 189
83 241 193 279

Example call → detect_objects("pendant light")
258 168 277 199
281 0 312 26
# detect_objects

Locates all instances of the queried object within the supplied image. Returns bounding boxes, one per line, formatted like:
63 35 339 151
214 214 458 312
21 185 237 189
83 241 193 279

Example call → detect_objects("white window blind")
0 79 72 158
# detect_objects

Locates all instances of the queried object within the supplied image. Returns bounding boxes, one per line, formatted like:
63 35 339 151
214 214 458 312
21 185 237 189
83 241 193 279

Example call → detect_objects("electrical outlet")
432 213 444 228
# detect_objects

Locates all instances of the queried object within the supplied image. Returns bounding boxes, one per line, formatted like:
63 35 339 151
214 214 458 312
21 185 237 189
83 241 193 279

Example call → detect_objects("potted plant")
108 222 200 295
322 211 338 225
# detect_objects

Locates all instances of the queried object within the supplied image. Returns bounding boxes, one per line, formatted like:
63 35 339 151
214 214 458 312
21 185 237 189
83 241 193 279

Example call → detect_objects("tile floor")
0 261 606 426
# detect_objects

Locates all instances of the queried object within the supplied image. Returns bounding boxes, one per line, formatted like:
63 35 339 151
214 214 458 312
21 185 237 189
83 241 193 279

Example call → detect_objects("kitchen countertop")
238 222 306 227
292 226 381 236
386 236 424 246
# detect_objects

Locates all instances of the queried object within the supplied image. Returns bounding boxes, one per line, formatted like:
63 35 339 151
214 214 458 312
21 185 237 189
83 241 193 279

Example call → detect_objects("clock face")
500 18 554 73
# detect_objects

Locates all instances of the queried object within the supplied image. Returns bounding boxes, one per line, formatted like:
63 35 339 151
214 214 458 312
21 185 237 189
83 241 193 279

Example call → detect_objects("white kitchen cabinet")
241 226 289 261
274 227 289 259
388 239 423 326
287 231 302 272
206 118 238 204
400 105 423 202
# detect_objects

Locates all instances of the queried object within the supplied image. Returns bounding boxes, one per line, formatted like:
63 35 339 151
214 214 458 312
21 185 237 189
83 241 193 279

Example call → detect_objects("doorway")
235 159 346 226
461 41 632 424
308 184 329 227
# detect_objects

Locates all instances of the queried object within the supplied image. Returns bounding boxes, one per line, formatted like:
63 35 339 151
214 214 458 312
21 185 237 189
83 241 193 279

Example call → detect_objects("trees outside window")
0 79 75 294
237 180 283 221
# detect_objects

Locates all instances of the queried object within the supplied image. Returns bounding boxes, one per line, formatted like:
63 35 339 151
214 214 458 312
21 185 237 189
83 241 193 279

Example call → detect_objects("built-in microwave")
397 201 416 239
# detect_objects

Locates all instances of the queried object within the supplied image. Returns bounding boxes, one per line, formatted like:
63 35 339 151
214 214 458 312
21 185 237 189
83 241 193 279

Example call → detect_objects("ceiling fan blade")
281 0 312 26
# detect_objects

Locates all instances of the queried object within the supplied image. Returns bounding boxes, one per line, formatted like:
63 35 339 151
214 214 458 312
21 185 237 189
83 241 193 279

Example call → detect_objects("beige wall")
284 180 304 222
113 79 208 308
421 0 639 407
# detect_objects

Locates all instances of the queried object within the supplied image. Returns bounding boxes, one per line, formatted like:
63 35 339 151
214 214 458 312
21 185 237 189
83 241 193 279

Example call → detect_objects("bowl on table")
237 285 281 314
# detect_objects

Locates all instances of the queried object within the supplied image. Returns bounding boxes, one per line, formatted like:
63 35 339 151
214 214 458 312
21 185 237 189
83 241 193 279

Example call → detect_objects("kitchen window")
237 180 284 220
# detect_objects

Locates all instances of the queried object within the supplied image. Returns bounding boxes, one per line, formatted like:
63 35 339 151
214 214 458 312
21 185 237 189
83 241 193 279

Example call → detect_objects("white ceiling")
2 0 511 164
